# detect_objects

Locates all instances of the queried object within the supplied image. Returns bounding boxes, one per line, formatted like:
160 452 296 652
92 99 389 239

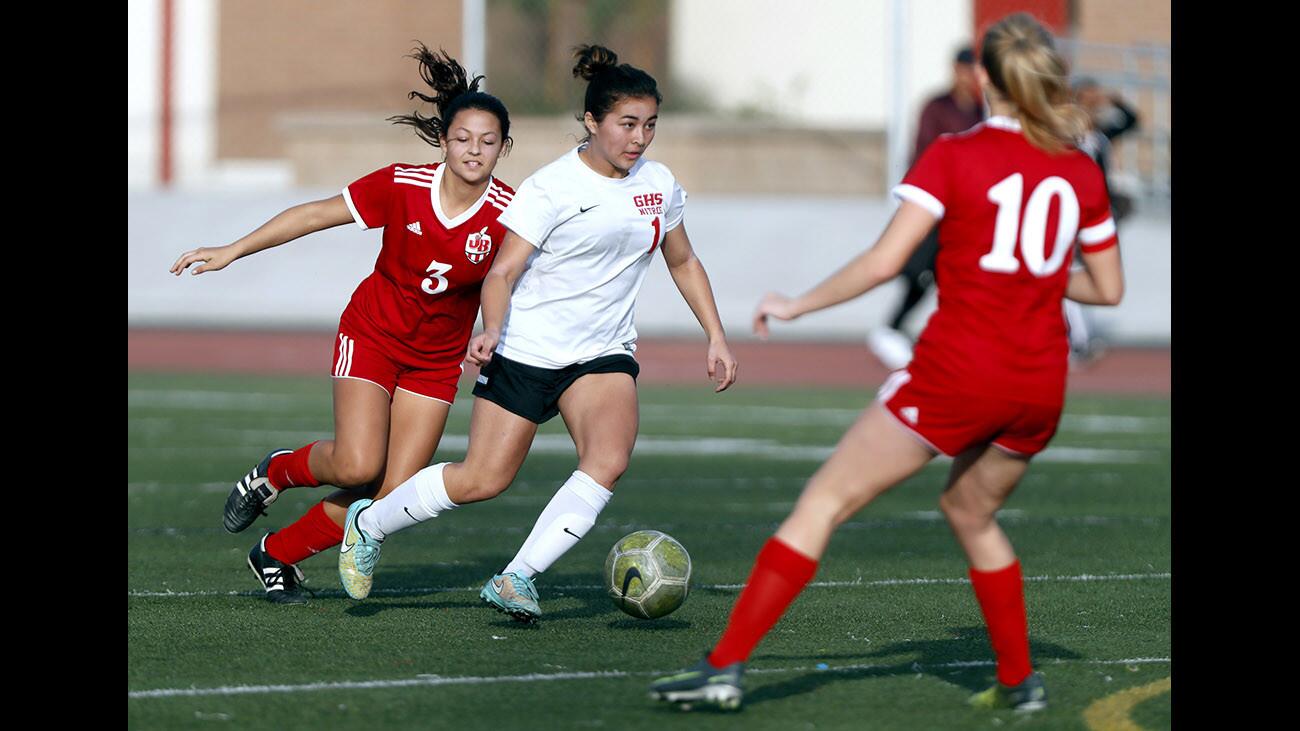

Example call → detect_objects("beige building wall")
216 0 463 161
1071 0 1171 193
1076 0 1170 44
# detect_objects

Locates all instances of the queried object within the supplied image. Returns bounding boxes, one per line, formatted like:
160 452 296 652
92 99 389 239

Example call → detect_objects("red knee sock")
969 560 1033 686
708 537 818 668
267 442 321 491
264 502 344 565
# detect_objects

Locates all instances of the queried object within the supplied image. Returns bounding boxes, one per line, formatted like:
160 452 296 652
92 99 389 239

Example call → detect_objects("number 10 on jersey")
980 174 1079 277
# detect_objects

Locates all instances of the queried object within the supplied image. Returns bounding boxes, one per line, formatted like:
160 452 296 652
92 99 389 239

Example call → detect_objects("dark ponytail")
388 43 512 150
572 44 661 139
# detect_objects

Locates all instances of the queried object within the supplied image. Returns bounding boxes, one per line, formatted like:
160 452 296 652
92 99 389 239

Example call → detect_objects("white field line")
640 405 1168 434
1058 414 1168 433
127 656 1171 700
128 473 1141 494
130 515 1166 537
128 432 1160 464
128 571 1170 599
127 390 323 411
129 390 1167 436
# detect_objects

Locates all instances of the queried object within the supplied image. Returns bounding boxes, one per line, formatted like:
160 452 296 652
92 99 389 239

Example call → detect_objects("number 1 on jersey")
648 217 662 255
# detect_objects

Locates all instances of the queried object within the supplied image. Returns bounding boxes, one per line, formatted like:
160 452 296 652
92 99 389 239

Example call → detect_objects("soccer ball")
604 530 692 619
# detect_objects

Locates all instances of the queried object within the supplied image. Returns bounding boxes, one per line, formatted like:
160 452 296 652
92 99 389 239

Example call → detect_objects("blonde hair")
980 13 1088 153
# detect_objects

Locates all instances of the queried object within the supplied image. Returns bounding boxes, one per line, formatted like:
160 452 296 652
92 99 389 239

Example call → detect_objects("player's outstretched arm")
753 200 935 338
169 195 354 276
1066 246 1124 305
467 231 536 366
659 223 737 392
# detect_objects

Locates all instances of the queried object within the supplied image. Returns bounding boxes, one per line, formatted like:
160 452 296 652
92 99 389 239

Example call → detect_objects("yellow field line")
1082 676 1171 731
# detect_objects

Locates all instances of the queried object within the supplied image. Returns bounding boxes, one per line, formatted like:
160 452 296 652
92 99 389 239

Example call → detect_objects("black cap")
955 47 976 65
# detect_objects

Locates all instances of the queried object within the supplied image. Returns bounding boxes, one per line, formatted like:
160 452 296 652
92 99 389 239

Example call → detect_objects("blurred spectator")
868 47 984 371
1074 78 1140 221
1065 80 1140 367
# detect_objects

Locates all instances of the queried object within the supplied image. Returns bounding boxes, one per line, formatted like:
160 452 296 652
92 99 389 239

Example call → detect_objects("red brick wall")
974 0 1070 42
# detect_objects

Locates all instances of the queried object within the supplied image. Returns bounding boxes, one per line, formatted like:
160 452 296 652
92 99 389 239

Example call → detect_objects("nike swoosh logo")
492 578 505 593
340 519 356 554
563 527 581 539
553 206 600 230
404 507 416 521
620 566 642 610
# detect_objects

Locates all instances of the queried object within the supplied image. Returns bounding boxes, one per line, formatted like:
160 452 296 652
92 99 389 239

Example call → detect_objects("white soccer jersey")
495 145 687 369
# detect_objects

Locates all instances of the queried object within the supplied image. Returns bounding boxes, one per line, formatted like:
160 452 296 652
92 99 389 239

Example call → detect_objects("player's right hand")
753 292 799 340
170 245 238 276
467 329 500 366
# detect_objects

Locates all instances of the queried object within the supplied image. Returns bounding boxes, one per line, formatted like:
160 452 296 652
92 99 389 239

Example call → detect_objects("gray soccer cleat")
968 671 1048 711
650 657 745 711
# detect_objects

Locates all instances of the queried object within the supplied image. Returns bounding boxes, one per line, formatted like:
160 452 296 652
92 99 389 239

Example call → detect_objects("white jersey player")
338 44 739 622
495 143 686 368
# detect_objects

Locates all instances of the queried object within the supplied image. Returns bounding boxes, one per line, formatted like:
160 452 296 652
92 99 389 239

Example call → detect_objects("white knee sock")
357 462 458 541
503 470 612 578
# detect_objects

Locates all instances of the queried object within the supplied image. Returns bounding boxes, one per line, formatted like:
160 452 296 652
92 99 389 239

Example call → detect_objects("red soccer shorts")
331 324 462 405
877 370 1062 457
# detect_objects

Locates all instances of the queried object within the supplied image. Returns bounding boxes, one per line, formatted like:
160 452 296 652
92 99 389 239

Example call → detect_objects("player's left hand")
707 338 738 393
466 329 500 367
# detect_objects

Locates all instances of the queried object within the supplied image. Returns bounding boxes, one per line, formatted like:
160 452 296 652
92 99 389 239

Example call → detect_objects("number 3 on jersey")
980 174 1079 277
422 259 453 295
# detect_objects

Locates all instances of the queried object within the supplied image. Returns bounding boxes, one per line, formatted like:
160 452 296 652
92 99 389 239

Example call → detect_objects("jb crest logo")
633 193 664 216
465 227 493 264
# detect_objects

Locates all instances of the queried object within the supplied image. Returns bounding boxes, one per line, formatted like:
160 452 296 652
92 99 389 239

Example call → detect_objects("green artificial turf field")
128 372 1171 730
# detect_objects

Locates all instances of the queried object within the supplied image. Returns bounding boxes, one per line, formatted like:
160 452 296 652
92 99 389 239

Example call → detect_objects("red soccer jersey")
892 116 1118 407
341 162 513 369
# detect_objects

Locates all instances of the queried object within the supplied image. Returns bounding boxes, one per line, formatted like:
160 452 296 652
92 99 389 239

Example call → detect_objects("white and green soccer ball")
604 530 692 619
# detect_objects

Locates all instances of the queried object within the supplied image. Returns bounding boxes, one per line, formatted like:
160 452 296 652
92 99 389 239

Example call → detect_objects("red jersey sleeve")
893 138 950 220
342 165 397 231
1076 161 1118 254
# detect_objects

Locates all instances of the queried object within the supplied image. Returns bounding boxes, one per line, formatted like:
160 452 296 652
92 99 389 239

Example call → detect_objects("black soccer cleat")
247 533 310 605
224 449 293 533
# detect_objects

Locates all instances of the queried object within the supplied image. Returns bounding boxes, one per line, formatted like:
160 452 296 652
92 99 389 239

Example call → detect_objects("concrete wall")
671 0 972 131
128 191 1170 344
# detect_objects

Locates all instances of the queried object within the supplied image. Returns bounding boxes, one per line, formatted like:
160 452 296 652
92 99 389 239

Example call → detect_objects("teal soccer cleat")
338 499 383 600
479 572 542 623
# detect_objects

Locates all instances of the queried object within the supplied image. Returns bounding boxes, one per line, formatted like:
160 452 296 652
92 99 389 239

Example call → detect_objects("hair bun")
572 44 619 80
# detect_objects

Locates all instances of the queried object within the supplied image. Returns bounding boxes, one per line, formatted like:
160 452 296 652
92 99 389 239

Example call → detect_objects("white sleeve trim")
341 187 370 230
892 184 945 220
1078 217 1116 244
